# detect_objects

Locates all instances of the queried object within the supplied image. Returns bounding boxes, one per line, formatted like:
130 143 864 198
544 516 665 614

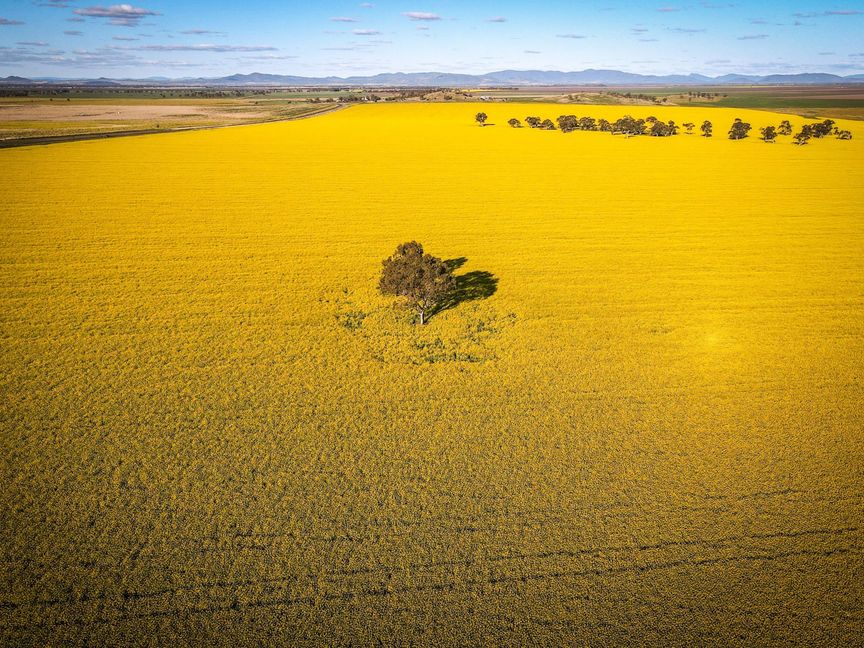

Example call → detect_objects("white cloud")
121 44 278 52
180 29 226 36
403 11 441 21
74 4 160 26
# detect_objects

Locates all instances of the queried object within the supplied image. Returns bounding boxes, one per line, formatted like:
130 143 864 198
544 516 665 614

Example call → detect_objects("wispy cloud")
122 44 278 52
180 29 226 36
657 6 679 12
0 17 25 25
668 27 706 33
556 33 587 39
64 29 83 35
403 11 441 21
360 2 374 7
737 33 768 39
239 54 298 60
16 41 49 46
0 44 210 69
486 17 507 23
74 4 160 27
112 35 138 41
353 29 381 35
524 49 541 54
794 10 863 18
331 17 358 23
631 27 649 33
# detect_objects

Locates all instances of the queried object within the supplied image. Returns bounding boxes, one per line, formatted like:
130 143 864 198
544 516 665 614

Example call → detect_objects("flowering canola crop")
1 103 863 644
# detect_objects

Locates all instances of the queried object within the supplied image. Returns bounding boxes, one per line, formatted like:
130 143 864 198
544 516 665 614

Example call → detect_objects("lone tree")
701 120 713 137
475 112 488 127
525 116 542 128
760 125 777 143
378 242 455 325
836 129 853 140
728 118 752 140
778 120 793 136
508 118 522 128
683 122 695 135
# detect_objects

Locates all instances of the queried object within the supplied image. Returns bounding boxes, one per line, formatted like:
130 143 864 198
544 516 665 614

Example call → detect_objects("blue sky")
1 0 862 78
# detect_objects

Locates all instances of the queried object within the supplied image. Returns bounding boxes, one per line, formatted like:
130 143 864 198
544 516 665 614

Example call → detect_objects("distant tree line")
499 113 852 144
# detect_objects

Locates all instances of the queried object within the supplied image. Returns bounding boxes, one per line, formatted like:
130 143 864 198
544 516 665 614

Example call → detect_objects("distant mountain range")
3 70 864 87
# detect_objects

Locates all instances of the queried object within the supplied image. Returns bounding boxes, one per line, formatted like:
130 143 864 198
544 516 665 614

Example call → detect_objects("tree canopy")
728 118 752 140
760 125 777 142
378 242 455 325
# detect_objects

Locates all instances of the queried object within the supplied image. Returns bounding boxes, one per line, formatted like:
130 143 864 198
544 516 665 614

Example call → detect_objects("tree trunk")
419 310 425 325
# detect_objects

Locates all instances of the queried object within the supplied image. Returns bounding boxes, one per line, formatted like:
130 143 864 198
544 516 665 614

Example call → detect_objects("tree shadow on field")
429 257 498 319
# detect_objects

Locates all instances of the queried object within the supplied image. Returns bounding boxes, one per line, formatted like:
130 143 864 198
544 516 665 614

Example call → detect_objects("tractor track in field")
2 524 860 632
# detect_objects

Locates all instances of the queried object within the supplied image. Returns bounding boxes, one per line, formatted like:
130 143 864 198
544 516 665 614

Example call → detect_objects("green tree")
507 118 522 128
836 129 853 140
728 118 752 140
811 119 835 138
700 120 713 137
475 112 488 127
778 120 793 136
539 118 556 130
557 114 578 132
793 126 812 146
612 115 646 136
683 122 695 134
378 242 455 325
760 125 777 142
525 116 542 128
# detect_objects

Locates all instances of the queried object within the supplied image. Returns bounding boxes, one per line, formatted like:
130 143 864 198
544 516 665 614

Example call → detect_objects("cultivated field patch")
1 103 862 644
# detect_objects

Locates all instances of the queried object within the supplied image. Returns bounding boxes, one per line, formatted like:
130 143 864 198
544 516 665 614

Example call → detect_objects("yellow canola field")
1 103 863 645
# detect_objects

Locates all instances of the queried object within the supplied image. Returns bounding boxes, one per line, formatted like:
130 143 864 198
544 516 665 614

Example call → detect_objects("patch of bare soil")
0 104 269 121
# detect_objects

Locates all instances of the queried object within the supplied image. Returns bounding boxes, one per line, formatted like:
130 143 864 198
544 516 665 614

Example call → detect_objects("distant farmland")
1 103 862 645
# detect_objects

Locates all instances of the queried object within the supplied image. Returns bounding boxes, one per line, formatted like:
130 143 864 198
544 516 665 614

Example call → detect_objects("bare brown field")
0 99 341 142
0 103 270 121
